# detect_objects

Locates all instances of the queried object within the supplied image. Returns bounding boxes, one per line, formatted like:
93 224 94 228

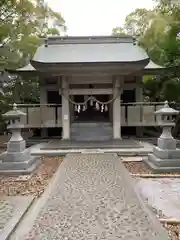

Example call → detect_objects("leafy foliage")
112 0 180 136
112 0 180 102
0 0 66 70
112 27 127 36
0 0 66 130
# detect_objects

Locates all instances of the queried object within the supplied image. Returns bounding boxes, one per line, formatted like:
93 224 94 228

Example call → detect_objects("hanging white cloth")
90 98 94 106
77 105 81 113
82 104 86 111
101 104 104 112
74 105 78 112
95 102 100 110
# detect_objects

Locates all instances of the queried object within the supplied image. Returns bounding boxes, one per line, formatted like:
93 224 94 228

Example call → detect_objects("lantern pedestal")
144 101 180 172
146 148 180 172
0 104 40 175
0 150 40 175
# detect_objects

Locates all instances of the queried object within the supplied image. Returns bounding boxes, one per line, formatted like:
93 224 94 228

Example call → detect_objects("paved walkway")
137 178 180 220
17 153 168 239
0 196 34 240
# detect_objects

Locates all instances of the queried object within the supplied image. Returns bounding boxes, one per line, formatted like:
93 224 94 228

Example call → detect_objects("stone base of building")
0 149 41 175
41 139 141 150
144 150 180 173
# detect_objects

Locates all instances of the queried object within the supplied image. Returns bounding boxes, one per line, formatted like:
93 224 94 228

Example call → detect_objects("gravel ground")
0 156 63 197
123 161 153 174
152 207 180 239
163 223 180 240
124 161 180 239
124 161 180 175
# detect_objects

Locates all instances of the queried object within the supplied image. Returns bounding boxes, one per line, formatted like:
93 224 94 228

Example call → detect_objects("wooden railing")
15 102 179 128
121 102 166 126
16 104 62 128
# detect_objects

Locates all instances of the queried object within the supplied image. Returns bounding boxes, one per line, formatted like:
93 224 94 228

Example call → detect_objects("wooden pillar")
61 76 70 140
113 76 121 139
40 80 48 137
136 81 143 137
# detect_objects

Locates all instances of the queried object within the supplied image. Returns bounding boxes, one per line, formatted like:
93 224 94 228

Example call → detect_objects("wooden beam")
68 88 113 95
50 70 132 76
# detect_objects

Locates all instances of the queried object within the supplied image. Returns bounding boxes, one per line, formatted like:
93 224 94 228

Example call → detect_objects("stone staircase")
70 122 113 141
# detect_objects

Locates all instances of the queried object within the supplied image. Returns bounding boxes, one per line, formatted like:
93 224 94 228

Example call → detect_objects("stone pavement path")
21 153 168 239
137 178 180 220
0 196 34 240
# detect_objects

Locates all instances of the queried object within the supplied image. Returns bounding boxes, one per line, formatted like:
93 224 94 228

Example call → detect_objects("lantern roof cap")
155 101 179 115
3 103 26 118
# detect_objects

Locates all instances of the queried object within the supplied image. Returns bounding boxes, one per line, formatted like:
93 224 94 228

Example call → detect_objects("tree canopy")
0 0 66 70
0 0 66 125
112 0 180 102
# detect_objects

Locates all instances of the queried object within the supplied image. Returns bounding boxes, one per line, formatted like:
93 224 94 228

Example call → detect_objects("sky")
47 0 155 36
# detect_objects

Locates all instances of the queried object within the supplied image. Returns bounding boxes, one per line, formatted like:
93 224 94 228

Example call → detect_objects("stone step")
71 135 113 138
71 130 113 134
71 130 112 133
71 128 113 132
41 139 141 149
71 122 113 141
71 132 112 136
71 126 113 131
71 132 112 138
71 124 112 126
71 124 112 128
71 136 113 141
71 122 112 127
71 138 112 141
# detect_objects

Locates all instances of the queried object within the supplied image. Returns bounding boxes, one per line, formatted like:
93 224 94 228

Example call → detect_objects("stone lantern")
156 101 179 149
4 103 26 151
0 103 40 175
144 101 180 172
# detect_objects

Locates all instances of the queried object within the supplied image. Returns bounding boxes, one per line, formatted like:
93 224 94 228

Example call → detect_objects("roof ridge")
44 35 135 46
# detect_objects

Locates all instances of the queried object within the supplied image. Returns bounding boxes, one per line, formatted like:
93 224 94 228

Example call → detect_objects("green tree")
112 27 127 36
112 2 180 136
0 0 66 131
0 0 66 70
113 3 180 99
